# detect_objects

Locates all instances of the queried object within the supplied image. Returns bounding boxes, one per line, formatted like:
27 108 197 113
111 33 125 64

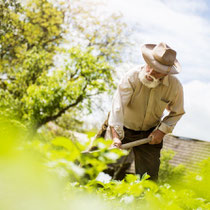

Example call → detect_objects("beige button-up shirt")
107 65 185 139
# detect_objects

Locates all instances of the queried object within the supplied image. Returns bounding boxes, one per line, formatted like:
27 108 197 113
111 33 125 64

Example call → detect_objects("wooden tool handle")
82 136 152 154
121 136 152 149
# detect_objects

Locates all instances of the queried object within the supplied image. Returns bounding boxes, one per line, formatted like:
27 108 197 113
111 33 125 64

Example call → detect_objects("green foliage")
0 0 65 123
0 120 210 210
55 109 84 132
0 0 128 130
19 47 114 128
66 0 130 64
29 129 127 184
1 0 64 71
159 149 186 184
183 157 210 202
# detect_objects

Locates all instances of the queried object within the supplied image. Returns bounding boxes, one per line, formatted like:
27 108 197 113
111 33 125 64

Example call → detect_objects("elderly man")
105 42 185 181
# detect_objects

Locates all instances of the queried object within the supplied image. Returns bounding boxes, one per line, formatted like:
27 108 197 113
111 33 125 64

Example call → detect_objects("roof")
127 135 210 173
162 135 210 170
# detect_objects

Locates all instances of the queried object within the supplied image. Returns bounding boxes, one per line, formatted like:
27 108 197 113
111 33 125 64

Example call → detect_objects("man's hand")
149 129 165 144
111 137 122 148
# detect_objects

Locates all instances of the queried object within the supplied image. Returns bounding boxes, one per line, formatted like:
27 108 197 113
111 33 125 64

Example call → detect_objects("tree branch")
36 83 88 129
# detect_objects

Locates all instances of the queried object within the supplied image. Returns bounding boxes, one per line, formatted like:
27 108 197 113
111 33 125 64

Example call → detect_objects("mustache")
139 67 160 88
146 74 160 82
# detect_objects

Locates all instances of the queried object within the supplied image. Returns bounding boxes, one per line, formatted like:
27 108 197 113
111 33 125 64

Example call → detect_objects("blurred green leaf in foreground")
0 119 210 210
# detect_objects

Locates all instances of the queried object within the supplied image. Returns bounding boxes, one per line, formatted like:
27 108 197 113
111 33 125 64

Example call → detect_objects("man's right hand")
111 137 122 148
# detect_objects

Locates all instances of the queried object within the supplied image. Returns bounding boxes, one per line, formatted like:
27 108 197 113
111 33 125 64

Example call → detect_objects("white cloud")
107 0 210 83
173 81 210 141
161 0 208 14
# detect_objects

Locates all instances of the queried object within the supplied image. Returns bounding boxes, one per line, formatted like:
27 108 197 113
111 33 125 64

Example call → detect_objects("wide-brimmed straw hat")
141 42 181 74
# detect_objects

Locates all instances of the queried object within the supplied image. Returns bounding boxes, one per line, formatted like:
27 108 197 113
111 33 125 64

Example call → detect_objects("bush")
159 149 186 184
0 120 209 210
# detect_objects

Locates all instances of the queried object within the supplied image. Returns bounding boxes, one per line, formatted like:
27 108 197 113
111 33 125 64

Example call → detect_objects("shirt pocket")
154 99 169 118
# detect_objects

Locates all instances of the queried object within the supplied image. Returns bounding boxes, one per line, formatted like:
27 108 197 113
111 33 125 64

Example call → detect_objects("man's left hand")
149 129 165 144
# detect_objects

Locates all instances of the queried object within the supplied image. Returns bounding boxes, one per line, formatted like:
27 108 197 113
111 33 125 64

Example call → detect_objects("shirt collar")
162 75 169 86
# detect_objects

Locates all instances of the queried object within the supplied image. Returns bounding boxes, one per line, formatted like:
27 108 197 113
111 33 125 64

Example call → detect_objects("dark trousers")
106 127 163 181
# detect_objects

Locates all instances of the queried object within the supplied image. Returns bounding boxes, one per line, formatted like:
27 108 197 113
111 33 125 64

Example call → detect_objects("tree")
54 0 130 131
66 0 129 64
0 0 129 130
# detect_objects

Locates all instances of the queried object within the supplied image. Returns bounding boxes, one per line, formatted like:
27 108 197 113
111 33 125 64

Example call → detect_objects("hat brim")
141 44 181 74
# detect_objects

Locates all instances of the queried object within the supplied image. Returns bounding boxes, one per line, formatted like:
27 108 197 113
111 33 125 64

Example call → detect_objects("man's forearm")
159 111 185 134
110 126 122 148
110 126 120 139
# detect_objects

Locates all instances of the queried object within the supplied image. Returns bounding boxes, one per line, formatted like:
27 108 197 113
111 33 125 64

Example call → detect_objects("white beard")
138 67 161 88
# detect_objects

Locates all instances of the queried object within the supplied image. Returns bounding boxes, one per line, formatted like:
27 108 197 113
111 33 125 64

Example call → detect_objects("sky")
102 0 210 141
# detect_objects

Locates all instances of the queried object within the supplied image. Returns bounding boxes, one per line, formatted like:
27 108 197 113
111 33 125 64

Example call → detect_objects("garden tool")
82 136 152 154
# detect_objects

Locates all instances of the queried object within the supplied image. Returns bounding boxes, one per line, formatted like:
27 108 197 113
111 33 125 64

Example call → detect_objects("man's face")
145 64 167 82
138 64 167 88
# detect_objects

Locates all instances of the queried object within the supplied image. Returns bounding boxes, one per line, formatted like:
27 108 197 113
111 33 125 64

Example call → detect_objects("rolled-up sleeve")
108 74 134 139
158 83 185 134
